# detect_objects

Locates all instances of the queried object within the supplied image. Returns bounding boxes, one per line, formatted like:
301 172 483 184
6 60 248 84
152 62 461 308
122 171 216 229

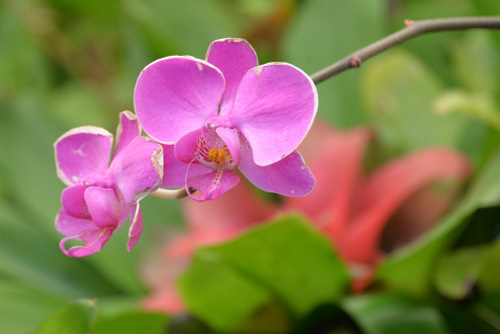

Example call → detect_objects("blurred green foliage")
2 0 500 333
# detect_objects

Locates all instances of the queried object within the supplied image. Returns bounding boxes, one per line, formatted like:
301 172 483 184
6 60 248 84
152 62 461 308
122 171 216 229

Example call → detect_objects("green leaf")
448 31 500 94
34 299 97 334
361 50 468 153
477 237 500 293
433 90 500 132
178 215 349 332
178 251 273 332
94 311 168 334
343 293 449 334
282 0 385 127
433 246 488 300
377 148 500 295
126 0 241 58
0 281 65 334
209 215 349 317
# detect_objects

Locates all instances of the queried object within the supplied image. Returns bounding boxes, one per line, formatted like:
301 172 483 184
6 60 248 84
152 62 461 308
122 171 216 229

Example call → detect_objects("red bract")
142 122 471 313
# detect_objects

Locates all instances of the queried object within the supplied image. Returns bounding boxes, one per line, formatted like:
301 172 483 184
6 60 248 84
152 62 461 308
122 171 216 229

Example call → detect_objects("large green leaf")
361 50 468 153
433 245 488 300
34 299 97 334
377 149 500 295
282 0 385 127
179 251 273 332
94 311 168 334
178 215 349 332
0 281 65 334
343 293 449 334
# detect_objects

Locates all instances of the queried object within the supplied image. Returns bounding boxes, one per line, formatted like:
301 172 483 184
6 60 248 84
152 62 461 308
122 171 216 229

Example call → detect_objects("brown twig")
151 187 189 200
310 16 500 84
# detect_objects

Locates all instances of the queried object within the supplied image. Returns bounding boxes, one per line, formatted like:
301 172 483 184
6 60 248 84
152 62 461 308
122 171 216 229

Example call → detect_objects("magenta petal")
110 136 163 203
174 128 203 163
187 169 240 201
85 187 121 228
239 141 315 197
163 144 210 188
216 127 241 166
55 127 113 185
61 184 90 219
206 38 258 115
127 203 143 251
61 228 114 257
229 63 318 166
56 209 97 237
114 111 141 156
134 56 224 144
56 210 113 257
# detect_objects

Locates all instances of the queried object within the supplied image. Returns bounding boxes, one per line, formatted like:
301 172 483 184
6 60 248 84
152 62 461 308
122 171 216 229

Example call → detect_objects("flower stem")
151 187 189 200
310 16 500 84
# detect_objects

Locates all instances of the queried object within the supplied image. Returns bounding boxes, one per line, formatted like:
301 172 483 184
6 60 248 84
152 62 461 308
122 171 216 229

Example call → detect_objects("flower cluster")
54 39 318 256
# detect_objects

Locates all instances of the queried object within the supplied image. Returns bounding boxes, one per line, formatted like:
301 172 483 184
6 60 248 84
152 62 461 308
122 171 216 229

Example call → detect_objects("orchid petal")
85 187 122 228
114 111 141 156
206 38 258 115
341 148 471 265
110 136 163 203
56 210 114 257
286 127 372 236
162 144 209 188
229 63 318 166
127 203 143 251
174 128 203 163
134 56 224 144
54 127 113 186
61 184 90 219
238 140 315 197
183 181 275 235
187 168 240 201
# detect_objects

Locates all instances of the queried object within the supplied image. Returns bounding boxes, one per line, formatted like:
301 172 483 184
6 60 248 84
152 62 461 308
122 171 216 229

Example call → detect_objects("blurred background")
2 0 500 333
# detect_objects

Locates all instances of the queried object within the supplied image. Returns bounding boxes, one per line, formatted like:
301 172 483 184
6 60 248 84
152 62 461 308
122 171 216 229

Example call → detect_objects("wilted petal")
54 127 113 186
85 187 121 228
134 56 224 144
142 287 185 315
341 148 471 265
229 63 318 166
110 136 163 203
286 127 372 235
56 210 114 257
127 203 143 251
114 111 141 156
61 184 90 219
239 140 315 197
184 181 275 236
206 38 258 115
187 168 240 201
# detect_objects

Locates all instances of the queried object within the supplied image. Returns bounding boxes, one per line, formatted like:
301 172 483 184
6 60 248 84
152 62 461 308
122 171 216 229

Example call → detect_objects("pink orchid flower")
134 38 318 201
141 122 470 313
54 111 163 257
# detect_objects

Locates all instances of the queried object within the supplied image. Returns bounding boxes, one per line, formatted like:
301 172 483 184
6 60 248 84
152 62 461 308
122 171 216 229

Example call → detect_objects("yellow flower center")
208 147 230 167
